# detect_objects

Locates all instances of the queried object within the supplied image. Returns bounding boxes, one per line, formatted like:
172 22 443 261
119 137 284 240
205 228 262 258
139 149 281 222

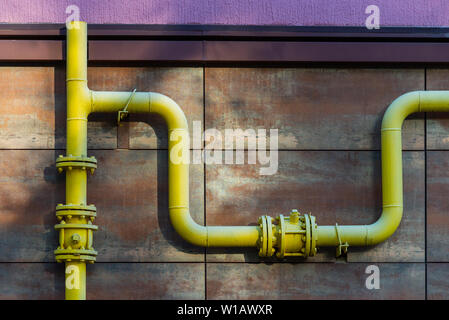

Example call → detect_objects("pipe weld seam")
66 78 87 82
67 117 88 121
90 90 93 113
169 206 189 210
382 204 403 208
381 128 401 132
418 92 421 112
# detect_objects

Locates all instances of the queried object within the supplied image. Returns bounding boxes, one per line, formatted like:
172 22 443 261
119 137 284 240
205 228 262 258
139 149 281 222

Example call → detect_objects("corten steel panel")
205 68 424 150
426 69 449 150
0 150 204 262
0 263 63 299
87 263 205 300
0 263 204 300
0 150 63 262
0 66 117 149
206 263 425 300
0 67 62 149
88 67 203 150
88 150 204 262
426 151 449 262
205 151 424 262
427 263 449 300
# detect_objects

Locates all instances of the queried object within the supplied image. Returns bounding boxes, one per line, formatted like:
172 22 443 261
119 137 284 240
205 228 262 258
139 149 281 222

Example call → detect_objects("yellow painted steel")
316 91 449 250
57 21 449 299
65 261 86 300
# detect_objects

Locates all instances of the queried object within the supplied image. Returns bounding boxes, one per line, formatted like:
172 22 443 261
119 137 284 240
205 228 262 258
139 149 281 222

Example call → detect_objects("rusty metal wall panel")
0 66 118 149
206 263 425 300
0 149 204 262
427 151 449 262
0 263 204 300
89 67 204 150
205 68 424 150
0 67 61 149
0 64 439 299
427 263 449 300
206 151 424 262
426 69 449 149
87 263 205 300
0 150 62 262
89 150 204 262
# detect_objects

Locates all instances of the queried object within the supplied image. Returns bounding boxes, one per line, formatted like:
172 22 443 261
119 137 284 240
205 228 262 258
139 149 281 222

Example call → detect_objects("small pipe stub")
257 210 318 258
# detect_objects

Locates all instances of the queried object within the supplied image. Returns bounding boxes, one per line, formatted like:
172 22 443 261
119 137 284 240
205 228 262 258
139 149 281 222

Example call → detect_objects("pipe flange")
308 214 318 256
56 155 97 174
266 216 275 257
257 216 268 257
54 248 98 256
257 215 276 257
54 223 98 231
304 214 318 257
275 214 286 259
56 204 97 221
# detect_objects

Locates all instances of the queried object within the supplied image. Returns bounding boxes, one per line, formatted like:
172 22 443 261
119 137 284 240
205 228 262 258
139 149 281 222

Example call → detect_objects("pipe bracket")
117 88 137 126
335 223 349 257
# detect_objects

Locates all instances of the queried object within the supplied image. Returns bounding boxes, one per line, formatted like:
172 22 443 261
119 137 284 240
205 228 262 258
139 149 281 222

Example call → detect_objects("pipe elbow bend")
381 91 421 130
366 206 403 245
149 92 188 130
169 207 208 247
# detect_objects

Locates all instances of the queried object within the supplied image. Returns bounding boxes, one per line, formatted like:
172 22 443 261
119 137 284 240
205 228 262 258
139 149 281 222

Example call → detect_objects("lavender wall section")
0 0 447 27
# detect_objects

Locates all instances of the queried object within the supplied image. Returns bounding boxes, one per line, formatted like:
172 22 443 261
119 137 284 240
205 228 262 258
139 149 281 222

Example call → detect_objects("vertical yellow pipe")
316 92 421 247
63 21 90 300
65 261 86 300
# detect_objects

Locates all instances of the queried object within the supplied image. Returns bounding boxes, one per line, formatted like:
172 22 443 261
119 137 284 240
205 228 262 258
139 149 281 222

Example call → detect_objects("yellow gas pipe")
55 21 448 299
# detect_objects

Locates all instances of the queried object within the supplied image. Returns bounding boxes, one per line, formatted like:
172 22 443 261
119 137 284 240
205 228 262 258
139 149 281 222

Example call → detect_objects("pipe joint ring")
56 155 97 174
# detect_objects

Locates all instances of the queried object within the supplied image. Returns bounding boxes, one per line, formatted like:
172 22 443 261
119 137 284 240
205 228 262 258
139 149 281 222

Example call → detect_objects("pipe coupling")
56 155 97 174
258 210 318 258
54 204 98 263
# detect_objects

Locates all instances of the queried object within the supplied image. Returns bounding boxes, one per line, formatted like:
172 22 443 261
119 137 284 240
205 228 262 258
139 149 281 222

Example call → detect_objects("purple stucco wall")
0 0 447 27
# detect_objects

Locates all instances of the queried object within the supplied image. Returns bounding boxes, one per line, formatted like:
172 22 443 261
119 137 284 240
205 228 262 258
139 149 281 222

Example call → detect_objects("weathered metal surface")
206 263 425 300
206 151 424 262
426 151 449 262
0 149 204 262
0 263 204 299
88 67 204 150
0 67 61 148
87 263 205 300
205 68 424 150
427 263 449 300
88 150 204 262
0 150 63 262
0 64 440 299
0 66 118 149
426 69 449 149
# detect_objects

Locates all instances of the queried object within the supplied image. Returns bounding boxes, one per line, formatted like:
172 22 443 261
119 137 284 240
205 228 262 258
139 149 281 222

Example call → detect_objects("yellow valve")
57 21 449 300
257 210 317 258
